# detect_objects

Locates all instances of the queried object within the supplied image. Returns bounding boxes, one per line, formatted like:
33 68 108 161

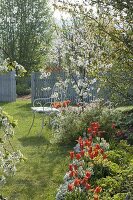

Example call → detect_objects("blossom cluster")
0 58 26 76
0 107 23 188
56 122 109 200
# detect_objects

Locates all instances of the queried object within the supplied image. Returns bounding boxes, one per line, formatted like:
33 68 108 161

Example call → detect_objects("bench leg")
27 112 36 135
38 114 47 136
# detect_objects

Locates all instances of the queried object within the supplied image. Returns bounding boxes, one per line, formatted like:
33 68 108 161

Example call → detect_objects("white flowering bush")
0 58 26 77
0 107 23 198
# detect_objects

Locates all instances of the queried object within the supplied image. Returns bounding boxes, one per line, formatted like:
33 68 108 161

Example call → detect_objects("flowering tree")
0 108 23 199
52 0 133 106
46 1 116 108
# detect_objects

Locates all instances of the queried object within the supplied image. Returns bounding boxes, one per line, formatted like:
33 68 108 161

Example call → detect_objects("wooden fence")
0 71 16 102
31 72 99 103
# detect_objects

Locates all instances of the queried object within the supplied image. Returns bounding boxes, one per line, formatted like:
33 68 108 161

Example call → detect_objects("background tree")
0 0 53 74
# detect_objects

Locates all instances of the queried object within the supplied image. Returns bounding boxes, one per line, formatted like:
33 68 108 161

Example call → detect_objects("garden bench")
28 84 70 135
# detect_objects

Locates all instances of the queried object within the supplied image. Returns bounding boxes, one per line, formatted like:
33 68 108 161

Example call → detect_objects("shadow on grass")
9 179 38 200
0 102 11 106
19 135 50 147
17 102 32 111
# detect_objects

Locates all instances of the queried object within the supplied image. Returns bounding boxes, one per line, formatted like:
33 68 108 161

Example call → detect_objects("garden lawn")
0 100 72 200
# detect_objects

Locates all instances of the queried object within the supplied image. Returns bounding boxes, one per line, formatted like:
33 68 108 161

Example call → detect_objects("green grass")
0 100 72 200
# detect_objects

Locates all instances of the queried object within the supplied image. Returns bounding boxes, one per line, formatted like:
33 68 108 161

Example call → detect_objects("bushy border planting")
56 121 133 200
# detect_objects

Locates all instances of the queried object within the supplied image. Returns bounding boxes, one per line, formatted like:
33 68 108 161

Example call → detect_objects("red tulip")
92 131 97 137
77 136 83 143
112 123 116 129
70 151 75 160
93 126 98 132
69 164 73 171
76 153 81 160
100 148 104 154
88 146 92 154
88 127 92 133
93 150 98 157
95 144 100 150
89 136 93 142
94 186 102 193
68 183 74 191
85 139 91 147
80 142 84 150
103 154 107 159
74 178 80 186
80 150 85 157
89 152 94 159
81 177 88 185
91 122 100 130
85 171 91 179
73 164 78 170
69 171 75 177
85 183 91 190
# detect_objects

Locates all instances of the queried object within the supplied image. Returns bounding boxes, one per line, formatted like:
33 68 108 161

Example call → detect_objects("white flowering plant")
0 107 24 199
0 58 26 77
45 4 110 108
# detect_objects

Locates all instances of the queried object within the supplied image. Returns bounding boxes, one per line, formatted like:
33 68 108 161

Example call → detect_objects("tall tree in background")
0 0 52 73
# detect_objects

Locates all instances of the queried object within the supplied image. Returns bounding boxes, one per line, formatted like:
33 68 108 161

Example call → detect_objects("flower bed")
56 122 133 200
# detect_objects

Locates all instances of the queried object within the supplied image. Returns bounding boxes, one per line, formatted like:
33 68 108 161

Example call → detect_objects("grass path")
0 100 71 200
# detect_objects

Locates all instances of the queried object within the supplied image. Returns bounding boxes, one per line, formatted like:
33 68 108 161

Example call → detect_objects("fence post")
0 71 16 102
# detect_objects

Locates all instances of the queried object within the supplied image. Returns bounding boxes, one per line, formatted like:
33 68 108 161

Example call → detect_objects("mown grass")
0 100 72 200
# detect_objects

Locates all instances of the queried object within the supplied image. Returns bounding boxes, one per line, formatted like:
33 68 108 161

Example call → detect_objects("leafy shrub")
52 103 133 145
52 110 82 144
16 75 31 96
16 83 31 96
112 109 133 145
56 127 133 200
52 104 122 144
96 141 133 199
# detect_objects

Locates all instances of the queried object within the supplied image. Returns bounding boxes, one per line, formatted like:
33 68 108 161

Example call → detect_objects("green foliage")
53 104 133 145
52 104 123 144
65 190 89 200
113 109 133 145
0 0 53 73
16 84 31 96
96 141 133 199
97 176 122 195
52 110 82 144
92 158 121 182
113 193 127 200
